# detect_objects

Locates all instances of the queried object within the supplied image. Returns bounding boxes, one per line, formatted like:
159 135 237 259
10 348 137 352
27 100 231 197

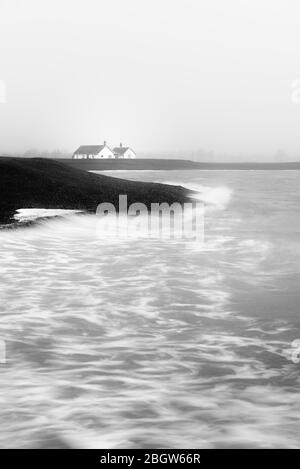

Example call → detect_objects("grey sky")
1 0 300 157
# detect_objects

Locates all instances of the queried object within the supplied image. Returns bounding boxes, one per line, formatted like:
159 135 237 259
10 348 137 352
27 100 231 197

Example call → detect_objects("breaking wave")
0 170 299 448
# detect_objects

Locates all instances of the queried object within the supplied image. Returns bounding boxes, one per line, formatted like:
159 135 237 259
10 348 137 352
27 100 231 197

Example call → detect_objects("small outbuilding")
113 143 136 159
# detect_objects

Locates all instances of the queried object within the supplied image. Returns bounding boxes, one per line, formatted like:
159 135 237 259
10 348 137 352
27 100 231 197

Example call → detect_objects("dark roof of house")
113 146 130 155
73 145 105 155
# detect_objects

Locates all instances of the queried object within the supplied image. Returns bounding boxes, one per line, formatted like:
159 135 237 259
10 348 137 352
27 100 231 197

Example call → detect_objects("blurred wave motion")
0 170 300 448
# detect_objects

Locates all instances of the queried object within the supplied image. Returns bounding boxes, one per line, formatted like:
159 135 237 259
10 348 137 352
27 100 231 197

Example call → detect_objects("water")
0 170 300 448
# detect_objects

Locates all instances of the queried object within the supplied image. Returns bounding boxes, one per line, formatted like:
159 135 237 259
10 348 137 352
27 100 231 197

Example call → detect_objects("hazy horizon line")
1 148 300 163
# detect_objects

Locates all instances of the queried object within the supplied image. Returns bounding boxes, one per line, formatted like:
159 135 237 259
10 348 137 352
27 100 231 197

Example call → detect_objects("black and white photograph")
1 0 300 455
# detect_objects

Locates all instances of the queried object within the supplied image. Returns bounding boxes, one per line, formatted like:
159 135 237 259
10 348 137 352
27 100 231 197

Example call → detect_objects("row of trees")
19 149 71 158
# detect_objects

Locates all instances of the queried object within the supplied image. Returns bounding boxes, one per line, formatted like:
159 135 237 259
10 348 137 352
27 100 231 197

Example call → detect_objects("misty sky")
1 0 300 157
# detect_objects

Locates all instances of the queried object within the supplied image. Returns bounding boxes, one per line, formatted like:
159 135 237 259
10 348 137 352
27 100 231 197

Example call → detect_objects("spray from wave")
160 181 232 210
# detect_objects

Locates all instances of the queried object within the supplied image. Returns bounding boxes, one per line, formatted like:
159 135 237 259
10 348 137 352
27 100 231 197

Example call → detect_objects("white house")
73 142 115 159
113 143 136 159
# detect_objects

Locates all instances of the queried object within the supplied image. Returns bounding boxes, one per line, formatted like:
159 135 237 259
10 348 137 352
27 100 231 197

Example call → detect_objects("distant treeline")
7 149 72 159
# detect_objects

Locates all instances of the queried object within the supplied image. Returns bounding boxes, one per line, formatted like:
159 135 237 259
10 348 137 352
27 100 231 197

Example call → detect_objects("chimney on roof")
120 142 122 148
104 140 106 146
